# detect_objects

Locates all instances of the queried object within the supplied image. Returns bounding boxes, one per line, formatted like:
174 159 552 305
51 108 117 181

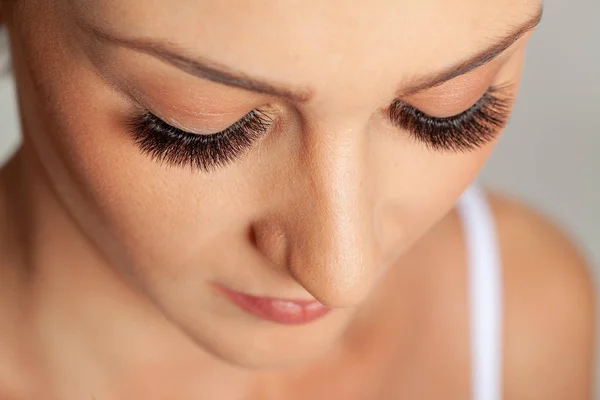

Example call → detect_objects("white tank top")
457 185 503 400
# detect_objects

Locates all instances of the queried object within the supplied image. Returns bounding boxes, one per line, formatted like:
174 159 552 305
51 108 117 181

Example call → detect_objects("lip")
214 285 331 325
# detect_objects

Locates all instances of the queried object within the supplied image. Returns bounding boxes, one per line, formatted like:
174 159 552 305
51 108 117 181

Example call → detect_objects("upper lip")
212 284 331 324
211 283 322 305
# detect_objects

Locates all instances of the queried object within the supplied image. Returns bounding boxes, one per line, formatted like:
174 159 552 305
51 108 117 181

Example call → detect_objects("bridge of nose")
250 128 383 308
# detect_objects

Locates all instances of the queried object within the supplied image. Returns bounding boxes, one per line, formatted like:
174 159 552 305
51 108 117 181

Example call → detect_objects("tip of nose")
296 270 377 310
251 216 382 310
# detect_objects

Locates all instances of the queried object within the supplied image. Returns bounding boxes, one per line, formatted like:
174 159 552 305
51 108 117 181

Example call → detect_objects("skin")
0 0 594 399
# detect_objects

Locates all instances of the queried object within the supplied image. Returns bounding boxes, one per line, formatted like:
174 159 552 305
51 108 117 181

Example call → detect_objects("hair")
0 25 11 75
1 0 11 72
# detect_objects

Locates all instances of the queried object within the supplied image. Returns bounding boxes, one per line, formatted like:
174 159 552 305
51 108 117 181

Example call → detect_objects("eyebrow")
400 6 543 95
87 25 313 102
85 6 542 102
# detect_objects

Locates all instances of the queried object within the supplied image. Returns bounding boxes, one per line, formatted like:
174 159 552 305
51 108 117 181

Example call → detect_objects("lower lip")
214 285 331 325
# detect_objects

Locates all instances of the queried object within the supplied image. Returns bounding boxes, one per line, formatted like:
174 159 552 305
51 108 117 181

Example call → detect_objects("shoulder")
485 190 595 399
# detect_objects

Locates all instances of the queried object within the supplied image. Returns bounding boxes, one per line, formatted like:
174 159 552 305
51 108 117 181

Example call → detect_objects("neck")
0 148 261 399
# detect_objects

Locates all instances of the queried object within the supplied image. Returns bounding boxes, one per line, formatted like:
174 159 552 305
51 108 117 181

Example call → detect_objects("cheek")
375 135 494 259
43 112 259 279
56 106 256 275
406 147 492 226
14 38 252 277
9 10 265 275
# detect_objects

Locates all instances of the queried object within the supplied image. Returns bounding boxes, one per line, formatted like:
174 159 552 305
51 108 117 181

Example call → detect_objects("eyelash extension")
127 109 273 172
388 86 513 152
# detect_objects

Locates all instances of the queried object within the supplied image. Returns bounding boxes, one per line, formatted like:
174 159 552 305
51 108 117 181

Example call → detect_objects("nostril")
247 225 258 247
248 221 290 269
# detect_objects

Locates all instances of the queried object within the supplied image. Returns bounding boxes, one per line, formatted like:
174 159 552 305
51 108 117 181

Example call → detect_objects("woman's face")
4 0 540 368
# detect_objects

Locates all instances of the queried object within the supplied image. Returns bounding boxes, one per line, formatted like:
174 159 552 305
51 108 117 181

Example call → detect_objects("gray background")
1 0 599 394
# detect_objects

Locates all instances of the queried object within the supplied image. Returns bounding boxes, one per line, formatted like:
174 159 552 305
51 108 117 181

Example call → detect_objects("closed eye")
388 86 513 151
127 110 273 172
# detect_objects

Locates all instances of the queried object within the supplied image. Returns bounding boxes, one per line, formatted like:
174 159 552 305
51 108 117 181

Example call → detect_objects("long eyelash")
127 110 272 172
389 86 513 152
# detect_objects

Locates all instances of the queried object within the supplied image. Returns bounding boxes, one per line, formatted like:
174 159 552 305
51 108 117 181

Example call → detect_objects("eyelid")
135 103 255 135
398 89 487 119
143 109 230 135
387 86 512 153
399 74 500 118
395 43 528 116
128 110 273 172
179 109 247 118
141 102 280 137
120 74 263 128
392 85 499 120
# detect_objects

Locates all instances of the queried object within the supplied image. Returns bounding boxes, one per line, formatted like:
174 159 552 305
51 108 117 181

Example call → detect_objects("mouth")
213 285 331 325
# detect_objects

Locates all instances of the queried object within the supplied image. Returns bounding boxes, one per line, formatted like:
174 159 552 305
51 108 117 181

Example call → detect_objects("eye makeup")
127 109 273 172
126 84 512 172
389 85 513 152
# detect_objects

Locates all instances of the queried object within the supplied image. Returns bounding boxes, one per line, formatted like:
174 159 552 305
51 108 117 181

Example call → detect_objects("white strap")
457 186 503 400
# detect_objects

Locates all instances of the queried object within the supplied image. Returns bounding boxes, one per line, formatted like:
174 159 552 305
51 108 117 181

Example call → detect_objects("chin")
214 339 335 370
177 311 351 370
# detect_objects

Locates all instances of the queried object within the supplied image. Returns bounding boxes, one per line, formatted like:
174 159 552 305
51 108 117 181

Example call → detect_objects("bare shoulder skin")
488 193 595 399
378 191 595 399
365 191 595 399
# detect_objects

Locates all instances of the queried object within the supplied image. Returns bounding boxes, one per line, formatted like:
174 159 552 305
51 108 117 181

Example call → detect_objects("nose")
253 132 381 309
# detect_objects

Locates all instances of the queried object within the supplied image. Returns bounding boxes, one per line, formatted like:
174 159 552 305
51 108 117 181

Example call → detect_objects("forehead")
71 0 540 98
